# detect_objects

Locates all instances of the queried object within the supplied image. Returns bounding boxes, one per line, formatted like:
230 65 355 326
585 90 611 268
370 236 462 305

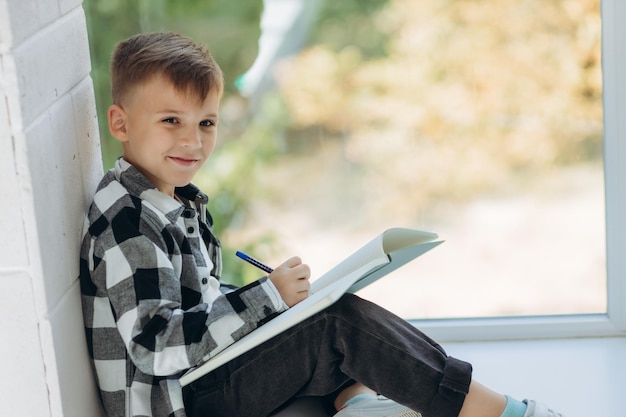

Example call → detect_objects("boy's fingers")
281 256 302 268
294 263 311 279
277 257 310 279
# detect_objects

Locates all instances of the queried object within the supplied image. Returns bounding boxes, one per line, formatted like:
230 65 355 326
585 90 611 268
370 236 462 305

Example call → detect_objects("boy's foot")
333 395 421 417
523 399 566 417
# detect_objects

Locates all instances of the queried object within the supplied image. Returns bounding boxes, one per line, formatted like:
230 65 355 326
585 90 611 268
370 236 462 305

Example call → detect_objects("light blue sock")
500 395 528 417
342 393 375 408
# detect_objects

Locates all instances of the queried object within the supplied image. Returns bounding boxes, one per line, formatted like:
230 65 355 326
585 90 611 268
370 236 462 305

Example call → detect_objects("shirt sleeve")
92 212 287 377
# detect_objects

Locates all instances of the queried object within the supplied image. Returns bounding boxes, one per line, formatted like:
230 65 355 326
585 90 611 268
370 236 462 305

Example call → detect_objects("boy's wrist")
263 276 290 311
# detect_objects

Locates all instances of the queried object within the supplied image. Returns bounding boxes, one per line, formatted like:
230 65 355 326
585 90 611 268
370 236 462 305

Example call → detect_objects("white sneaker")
523 399 566 417
333 395 421 417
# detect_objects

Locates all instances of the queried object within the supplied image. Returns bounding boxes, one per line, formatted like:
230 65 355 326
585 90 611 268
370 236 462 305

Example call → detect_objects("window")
86 0 626 341
229 0 609 334
415 0 626 341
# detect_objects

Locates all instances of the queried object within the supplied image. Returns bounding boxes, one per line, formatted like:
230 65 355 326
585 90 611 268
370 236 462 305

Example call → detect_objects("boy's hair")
110 32 224 105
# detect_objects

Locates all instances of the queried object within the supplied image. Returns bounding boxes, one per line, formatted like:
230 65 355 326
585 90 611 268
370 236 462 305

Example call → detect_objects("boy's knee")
331 293 361 310
326 293 373 319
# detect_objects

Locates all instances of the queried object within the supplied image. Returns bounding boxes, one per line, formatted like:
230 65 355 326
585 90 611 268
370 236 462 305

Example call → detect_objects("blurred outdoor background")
85 0 605 319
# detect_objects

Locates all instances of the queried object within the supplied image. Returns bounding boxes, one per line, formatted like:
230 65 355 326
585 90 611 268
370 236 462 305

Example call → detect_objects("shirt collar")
114 158 209 223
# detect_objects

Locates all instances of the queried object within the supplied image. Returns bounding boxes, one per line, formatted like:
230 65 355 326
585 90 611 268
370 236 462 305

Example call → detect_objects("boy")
80 32 565 417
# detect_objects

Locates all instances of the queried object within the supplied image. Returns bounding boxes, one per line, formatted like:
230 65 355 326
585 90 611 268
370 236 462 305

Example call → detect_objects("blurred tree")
276 0 603 220
310 0 389 58
84 0 143 169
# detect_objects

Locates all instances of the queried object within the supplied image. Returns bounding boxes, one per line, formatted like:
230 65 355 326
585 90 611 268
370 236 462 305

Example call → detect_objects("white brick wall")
0 0 103 415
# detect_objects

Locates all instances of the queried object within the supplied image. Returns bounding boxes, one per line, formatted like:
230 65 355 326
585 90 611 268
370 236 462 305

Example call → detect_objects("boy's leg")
182 294 472 417
459 381 507 417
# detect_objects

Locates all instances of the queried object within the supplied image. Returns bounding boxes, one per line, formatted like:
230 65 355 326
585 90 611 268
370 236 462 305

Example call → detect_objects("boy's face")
108 75 220 197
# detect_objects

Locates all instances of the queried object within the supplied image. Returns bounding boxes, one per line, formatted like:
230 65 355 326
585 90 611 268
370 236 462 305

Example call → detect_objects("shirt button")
187 227 195 234
201 277 208 285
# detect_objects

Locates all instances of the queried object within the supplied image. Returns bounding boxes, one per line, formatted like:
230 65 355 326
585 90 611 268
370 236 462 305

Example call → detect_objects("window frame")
409 0 626 342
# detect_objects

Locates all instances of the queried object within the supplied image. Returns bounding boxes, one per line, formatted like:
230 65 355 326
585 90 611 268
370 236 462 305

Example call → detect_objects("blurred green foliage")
311 0 389 58
277 0 603 221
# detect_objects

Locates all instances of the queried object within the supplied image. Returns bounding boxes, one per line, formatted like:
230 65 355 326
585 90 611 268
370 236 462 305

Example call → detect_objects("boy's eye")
200 120 215 127
163 117 178 124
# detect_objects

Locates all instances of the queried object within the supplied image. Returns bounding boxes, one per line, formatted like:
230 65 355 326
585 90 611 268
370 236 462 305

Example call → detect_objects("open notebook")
179 227 443 386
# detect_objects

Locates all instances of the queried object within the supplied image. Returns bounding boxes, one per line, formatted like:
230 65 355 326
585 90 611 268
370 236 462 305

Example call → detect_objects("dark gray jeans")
182 294 472 417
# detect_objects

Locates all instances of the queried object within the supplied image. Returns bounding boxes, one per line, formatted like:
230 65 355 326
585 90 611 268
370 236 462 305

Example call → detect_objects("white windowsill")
409 314 626 343
443 336 625 416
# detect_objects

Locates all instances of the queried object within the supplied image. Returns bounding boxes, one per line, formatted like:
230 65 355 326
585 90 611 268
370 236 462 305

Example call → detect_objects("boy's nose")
180 128 202 148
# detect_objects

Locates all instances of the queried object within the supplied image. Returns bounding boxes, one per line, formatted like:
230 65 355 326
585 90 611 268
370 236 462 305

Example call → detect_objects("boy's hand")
269 256 311 307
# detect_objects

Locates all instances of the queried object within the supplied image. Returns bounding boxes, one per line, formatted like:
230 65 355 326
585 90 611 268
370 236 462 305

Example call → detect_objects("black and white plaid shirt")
80 158 286 417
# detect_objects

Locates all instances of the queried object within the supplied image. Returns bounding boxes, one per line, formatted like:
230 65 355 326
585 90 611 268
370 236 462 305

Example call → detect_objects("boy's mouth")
169 156 200 167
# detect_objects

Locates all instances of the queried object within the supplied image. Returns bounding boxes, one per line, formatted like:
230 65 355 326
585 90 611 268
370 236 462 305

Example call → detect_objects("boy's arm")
91 230 285 377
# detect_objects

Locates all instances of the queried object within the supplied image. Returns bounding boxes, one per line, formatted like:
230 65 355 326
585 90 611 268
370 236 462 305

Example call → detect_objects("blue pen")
235 251 274 274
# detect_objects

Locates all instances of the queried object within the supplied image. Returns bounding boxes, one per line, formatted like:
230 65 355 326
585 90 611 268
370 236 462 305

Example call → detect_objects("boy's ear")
108 104 129 143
